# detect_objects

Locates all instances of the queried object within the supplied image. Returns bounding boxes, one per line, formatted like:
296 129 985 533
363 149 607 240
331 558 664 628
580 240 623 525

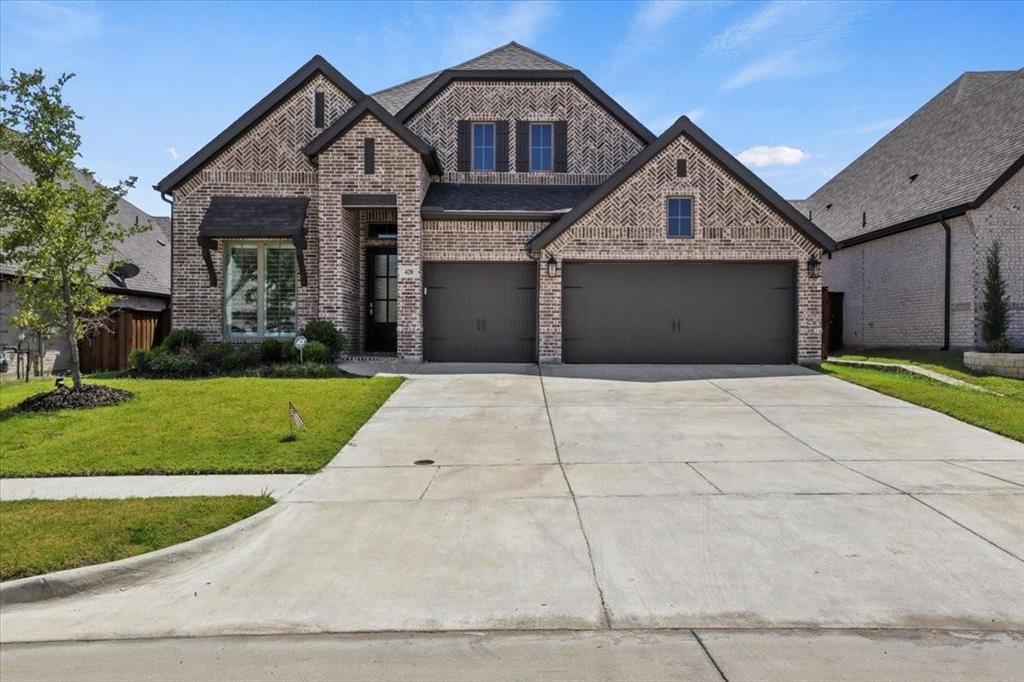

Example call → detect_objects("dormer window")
472 122 495 171
529 123 553 172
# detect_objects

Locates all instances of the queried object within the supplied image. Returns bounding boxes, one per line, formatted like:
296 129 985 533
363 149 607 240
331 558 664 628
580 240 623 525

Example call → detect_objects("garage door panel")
424 263 537 362
563 263 795 364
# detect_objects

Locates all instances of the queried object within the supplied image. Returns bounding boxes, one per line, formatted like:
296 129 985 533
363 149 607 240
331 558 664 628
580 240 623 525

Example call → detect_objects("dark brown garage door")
423 263 537 362
562 262 795 364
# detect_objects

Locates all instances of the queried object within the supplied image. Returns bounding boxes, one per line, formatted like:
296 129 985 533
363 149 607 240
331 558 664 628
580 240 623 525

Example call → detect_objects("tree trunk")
61 273 83 390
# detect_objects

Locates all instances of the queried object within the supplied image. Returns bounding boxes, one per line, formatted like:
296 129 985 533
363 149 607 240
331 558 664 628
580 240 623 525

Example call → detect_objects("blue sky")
1 0 1021 216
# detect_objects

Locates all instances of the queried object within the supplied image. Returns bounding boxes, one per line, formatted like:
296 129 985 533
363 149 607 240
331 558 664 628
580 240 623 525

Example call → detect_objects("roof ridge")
452 41 572 70
370 70 441 97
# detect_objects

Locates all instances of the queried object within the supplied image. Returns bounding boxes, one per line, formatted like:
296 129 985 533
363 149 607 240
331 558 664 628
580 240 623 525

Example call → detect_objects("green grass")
0 376 402 477
820 361 1024 442
0 496 273 581
832 348 1024 399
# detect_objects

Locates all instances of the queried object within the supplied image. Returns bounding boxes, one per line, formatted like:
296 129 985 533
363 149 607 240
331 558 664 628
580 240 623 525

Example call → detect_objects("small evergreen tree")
0 69 140 390
980 241 1009 349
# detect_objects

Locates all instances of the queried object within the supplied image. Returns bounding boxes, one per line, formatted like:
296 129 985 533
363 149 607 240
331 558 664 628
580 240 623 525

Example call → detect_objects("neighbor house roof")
155 55 366 193
371 42 570 114
527 116 837 252
802 69 1024 246
1 150 170 298
422 183 596 220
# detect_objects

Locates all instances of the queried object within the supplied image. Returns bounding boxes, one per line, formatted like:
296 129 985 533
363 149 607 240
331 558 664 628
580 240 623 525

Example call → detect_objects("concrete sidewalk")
2 629 1020 682
0 474 308 501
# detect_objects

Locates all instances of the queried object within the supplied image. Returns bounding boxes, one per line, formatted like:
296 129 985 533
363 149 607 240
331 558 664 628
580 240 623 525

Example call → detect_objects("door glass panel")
264 245 296 335
225 246 258 336
373 303 387 322
374 254 388 275
387 278 397 298
386 301 397 322
387 255 398 276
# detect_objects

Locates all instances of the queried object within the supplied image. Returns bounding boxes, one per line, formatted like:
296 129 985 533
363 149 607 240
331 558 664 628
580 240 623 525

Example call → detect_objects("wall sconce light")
546 255 559 277
806 256 822 279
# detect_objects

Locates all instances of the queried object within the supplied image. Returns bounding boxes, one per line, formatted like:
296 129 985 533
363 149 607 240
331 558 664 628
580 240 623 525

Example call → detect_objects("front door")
366 248 397 352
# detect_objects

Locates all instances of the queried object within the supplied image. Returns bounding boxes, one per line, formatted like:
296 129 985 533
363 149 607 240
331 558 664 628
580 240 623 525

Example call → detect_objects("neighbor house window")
529 122 553 171
225 242 297 338
667 198 693 238
472 122 495 171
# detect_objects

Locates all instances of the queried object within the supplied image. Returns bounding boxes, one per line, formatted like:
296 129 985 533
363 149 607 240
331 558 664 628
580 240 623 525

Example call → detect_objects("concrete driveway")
2 364 1022 674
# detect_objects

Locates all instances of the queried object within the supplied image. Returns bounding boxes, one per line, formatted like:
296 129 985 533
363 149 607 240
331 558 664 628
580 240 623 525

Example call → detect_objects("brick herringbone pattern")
407 80 645 183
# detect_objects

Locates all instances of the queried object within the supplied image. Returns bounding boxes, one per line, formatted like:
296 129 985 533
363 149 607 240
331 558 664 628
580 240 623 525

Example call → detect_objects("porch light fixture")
546 255 559 277
806 256 822 279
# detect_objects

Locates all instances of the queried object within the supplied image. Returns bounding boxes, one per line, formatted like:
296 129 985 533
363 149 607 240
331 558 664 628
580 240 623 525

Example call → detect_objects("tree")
980 240 1009 349
0 69 140 390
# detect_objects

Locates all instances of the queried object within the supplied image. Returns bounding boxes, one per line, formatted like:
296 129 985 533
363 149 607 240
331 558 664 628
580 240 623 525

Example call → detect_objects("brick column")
397 209 423 361
538 250 563 363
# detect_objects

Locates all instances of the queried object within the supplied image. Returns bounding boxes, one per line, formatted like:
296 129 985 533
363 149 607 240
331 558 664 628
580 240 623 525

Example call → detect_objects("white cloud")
709 1 871 90
165 146 179 160
4 1 102 45
439 1 558 65
610 1 698 72
737 145 810 168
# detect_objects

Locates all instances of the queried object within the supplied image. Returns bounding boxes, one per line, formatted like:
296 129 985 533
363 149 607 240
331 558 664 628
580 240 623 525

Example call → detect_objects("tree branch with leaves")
0 69 141 390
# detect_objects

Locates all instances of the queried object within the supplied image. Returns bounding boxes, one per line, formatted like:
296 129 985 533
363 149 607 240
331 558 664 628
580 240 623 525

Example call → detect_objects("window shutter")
314 92 325 128
515 120 530 172
495 121 509 172
457 121 471 172
364 138 375 174
553 121 568 173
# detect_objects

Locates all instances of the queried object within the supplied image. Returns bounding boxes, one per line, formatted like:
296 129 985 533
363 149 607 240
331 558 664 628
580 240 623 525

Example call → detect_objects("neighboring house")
156 42 834 365
797 69 1024 350
1 150 171 377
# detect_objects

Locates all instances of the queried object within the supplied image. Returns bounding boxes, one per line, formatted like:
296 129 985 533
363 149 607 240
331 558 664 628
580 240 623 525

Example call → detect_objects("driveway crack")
538 367 612 629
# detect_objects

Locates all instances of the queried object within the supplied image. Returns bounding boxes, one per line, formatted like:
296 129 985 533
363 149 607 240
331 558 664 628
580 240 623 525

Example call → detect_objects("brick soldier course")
156 42 837 364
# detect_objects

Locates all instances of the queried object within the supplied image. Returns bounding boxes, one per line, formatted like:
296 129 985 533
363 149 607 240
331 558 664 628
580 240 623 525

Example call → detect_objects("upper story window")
225 242 297 338
667 198 693 238
529 123 553 172
472 122 495 171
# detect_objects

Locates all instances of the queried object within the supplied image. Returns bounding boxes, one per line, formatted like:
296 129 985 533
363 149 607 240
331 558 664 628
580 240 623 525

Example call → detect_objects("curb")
0 502 283 606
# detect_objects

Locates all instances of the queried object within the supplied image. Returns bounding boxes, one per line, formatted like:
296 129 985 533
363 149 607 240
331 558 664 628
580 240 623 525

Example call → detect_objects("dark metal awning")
197 197 311 287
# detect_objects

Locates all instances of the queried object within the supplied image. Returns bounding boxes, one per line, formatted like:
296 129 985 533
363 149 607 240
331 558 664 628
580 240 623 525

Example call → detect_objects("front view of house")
157 43 835 364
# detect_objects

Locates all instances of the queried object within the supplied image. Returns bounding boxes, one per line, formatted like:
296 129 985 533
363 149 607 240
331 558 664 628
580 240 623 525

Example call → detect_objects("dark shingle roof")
1 150 170 297
804 70 1024 243
371 42 572 114
199 197 309 239
422 183 596 216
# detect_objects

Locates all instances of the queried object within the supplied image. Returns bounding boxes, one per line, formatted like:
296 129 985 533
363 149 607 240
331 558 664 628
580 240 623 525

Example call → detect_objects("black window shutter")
457 121 471 172
515 120 530 172
677 159 687 177
553 121 568 173
495 121 509 172
314 92 325 128
364 138 375 174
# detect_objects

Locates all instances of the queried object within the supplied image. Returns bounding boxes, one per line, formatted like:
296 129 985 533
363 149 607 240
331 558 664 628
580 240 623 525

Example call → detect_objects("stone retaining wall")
963 351 1024 378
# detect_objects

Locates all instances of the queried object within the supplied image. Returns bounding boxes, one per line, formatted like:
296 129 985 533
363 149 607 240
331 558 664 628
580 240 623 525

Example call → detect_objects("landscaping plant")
0 69 143 393
981 240 1010 351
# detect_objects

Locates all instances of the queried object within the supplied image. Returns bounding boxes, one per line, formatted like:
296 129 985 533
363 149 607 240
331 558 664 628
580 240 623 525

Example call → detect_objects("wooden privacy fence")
78 309 167 373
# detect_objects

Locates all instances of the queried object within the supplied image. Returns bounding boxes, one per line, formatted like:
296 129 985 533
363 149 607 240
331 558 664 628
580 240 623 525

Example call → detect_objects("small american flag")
288 402 305 429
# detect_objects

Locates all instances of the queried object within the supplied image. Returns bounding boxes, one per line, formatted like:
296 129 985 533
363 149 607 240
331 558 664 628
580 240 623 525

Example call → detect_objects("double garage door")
422 262 795 364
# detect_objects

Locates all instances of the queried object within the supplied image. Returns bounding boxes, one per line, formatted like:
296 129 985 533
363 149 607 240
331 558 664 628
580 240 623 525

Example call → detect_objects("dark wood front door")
366 248 397 352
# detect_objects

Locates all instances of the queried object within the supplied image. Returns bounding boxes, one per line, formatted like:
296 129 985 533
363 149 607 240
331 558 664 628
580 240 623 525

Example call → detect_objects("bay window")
225 242 297 338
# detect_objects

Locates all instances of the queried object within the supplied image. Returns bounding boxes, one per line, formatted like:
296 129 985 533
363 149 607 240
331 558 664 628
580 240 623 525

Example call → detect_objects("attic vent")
314 91 325 128
862 211 867 227
676 159 687 177
909 173 919 183
825 203 833 210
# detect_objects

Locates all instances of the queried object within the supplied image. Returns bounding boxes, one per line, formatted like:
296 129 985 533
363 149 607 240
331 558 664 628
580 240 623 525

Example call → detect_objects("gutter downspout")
940 217 951 351
159 191 174 333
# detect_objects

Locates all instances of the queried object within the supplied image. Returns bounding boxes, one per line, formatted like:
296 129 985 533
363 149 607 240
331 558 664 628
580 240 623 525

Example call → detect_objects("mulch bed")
16 385 135 412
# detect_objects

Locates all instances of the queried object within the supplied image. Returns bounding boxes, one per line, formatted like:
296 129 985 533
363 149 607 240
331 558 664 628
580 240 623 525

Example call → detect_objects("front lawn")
0 496 273 581
831 349 1024 399
0 376 402 477
820 361 1024 442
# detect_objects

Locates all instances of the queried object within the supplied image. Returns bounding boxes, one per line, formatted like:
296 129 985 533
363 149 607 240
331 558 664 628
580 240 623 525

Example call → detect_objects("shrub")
264 362 341 378
981 241 1009 350
129 349 154 373
260 338 287 364
147 348 203 377
991 338 1013 354
301 320 346 360
161 329 206 354
302 340 330 364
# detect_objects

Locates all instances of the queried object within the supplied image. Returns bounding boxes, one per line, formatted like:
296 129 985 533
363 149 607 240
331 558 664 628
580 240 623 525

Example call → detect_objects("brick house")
156 43 835 364
797 69 1023 351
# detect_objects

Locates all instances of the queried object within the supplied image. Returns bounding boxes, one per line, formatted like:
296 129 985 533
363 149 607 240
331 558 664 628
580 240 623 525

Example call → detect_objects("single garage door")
563 262 795 364
424 262 537 362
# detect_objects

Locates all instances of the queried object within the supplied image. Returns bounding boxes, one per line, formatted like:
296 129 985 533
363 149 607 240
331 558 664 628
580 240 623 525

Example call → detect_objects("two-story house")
156 43 835 364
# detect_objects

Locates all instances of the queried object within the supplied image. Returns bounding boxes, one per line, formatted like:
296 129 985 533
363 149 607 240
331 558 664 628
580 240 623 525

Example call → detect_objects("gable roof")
2 150 170 297
526 116 837 252
302 97 442 174
155 56 366 193
371 42 570 114
803 69 1024 246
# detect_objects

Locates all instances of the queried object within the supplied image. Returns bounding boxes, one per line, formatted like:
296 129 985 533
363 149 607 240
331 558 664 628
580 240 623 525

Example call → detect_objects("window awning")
197 197 311 287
